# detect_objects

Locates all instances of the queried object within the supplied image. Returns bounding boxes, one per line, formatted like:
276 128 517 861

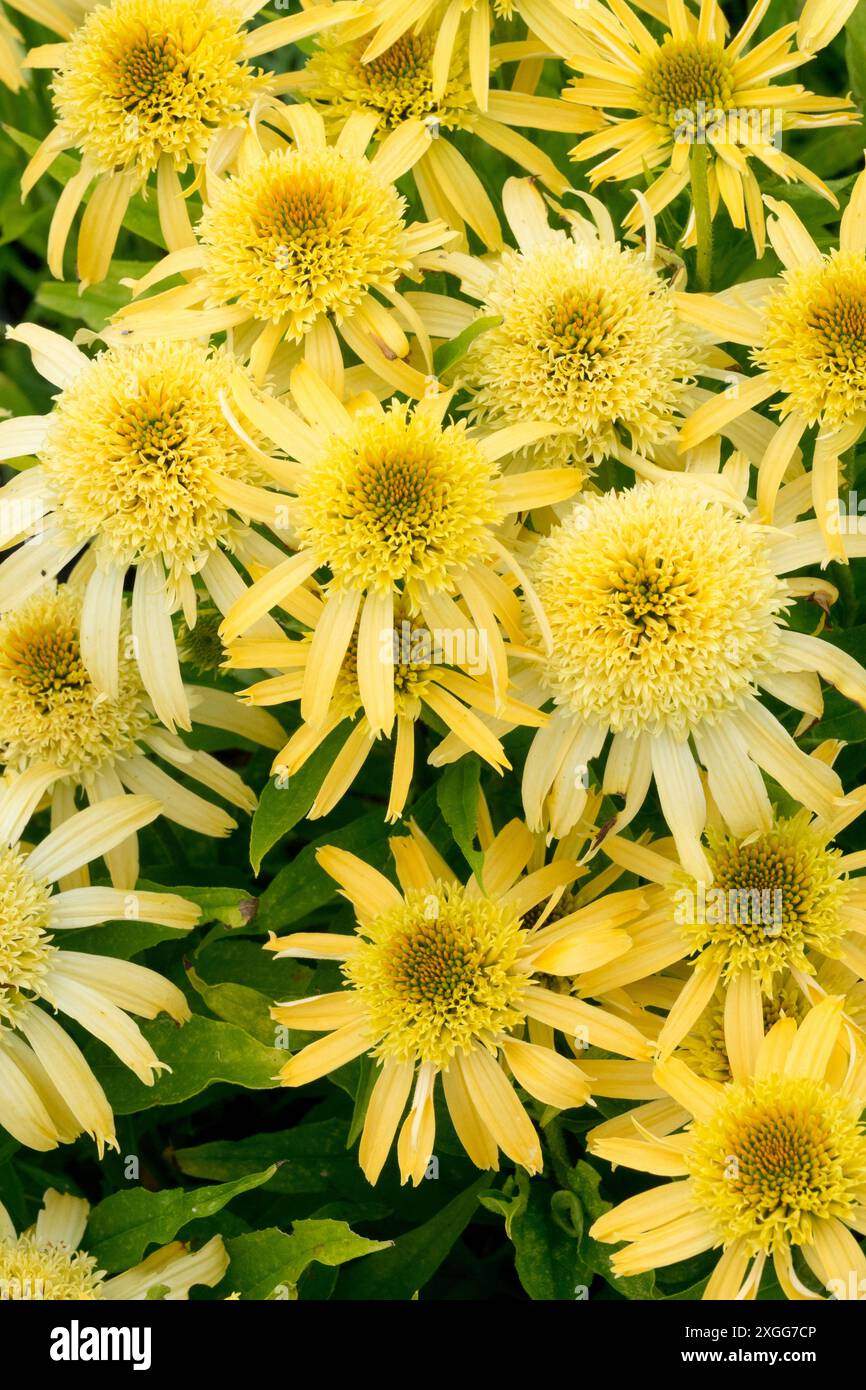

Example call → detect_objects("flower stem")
690 141 713 293
544 1116 573 1189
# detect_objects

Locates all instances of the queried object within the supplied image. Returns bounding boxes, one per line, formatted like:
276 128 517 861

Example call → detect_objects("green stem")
690 141 713 293
544 1116 573 1189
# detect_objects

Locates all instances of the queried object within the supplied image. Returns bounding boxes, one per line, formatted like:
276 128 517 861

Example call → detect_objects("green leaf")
174 1119 373 1199
85 1168 276 1274
565 1160 658 1300
249 724 349 872
165 885 260 930
336 1176 486 1299
85 1015 283 1113
433 315 501 376
185 966 276 1046
256 812 394 932
485 1172 592 1300
35 261 153 332
221 1222 392 1300
847 0 866 102
436 757 482 876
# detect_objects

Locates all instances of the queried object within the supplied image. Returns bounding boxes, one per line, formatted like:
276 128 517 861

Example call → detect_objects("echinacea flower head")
0 582 284 884
589 996 866 1298
268 819 653 1184
522 480 866 875
0 1189 227 1299
228 591 547 824
0 766 199 1154
218 365 582 737
578 780 866 1065
357 0 585 112
564 0 857 254
22 0 364 281
291 29 599 248
678 176 866 559
447 177 705 472
0 327 286 734
114 104 454 393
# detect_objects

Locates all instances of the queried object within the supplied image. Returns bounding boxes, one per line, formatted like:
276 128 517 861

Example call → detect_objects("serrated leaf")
85 1168 276 1273
221 1222 392 1300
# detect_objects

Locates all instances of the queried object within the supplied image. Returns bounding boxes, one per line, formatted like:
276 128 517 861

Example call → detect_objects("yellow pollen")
0 585 150 777
51 0 263 178
638 38 735 130
344 884 527 1066
670 814 849 991
529 482 787 737
295 405 504 592
688 1077 866 1255
198 146 412 338
756 251 866 429
0 1233 103 1300
0 846 54 1025
464 239 702 469
304 31 475 133
39 341 261 579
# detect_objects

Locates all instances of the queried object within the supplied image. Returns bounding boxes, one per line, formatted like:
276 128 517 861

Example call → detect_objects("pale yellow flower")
0 582 284 886
564 0 856 255
268 817 652 1184
217 363 582 740
112 104 454 394
518 479 866 878
678 170 866 561
0 1188 227 1299
0 327 294 734
589 996 866 1300
439 176 707 474
0 765 199 1154
21 0 364 282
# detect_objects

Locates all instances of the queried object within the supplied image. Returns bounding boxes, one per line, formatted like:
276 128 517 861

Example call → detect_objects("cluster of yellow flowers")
2 0 866 1302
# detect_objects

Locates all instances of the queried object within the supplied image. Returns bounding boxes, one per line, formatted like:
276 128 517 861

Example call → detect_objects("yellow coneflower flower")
438 176 707 474
0 582 284 886
357 0 585 111
0 1189 226 1299
589 996 866 1300
564 0 856 276
226 595 548 824
677 174 866 561
520 479 866 878
577 780 866 1070
21 0 364 282
284 27 600 250
0 0 88 91
0 765 199 1154
111 104 454 393
0 326 298 733
267 817 654 1184
217 364 582 738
